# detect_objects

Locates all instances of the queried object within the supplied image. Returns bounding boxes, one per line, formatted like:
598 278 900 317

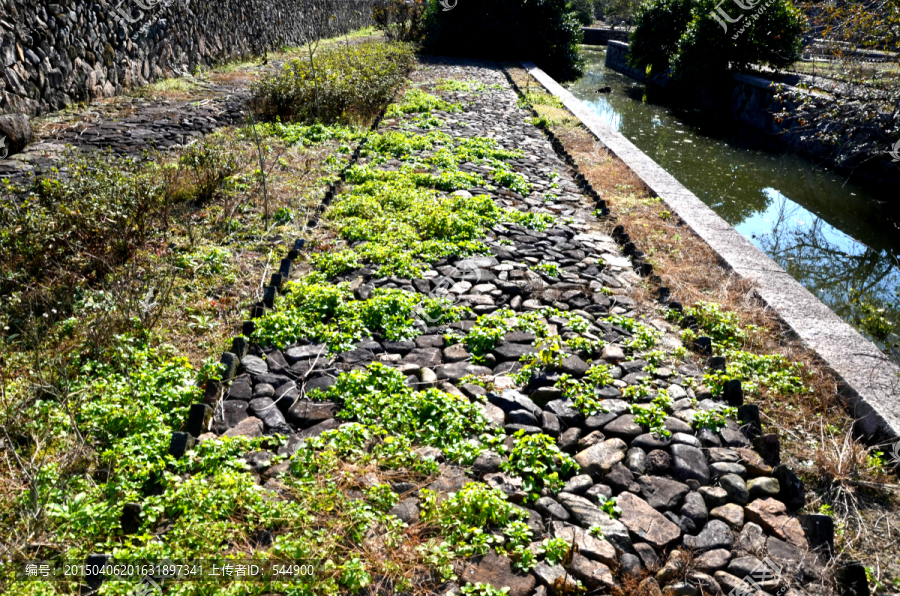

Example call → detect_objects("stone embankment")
189 58 836 595
0 0 374 116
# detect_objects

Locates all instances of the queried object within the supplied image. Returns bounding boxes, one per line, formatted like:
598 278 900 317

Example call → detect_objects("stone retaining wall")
0 0 375 116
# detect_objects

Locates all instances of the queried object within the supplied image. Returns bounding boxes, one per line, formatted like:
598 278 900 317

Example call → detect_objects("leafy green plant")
461 583 511 596
532 262 562 277
501 431 579 499
385 88 463 118
252 278 465 353
597 495 622 519
420 483 529 557
691 407 737 431
323 363 489 462
542 537 573 565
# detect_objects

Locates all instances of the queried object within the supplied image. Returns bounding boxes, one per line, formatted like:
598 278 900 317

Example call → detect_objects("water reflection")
569 47 900 355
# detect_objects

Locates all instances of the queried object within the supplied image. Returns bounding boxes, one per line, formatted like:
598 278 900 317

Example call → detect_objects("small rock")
601 344 626 363
682 520 734 552
388 498 420 524
680 492 709 526
710 503 745 529
698 486 730 508
575 438 628 476
473 451 504 478
562 474 594 495
744 498 808 549
734 522 767 555
637 475 690 511
719 474 750 506
695 548 732 573
620 553 643 576
569 553 616 589
670 444 710 485
617 492 682 549
223 416 264 438
646 449 672 475
625 447 648 475
534 497 570 521
534 563 579 592
549 521 617 566
457 551 536 596
747 477 780 500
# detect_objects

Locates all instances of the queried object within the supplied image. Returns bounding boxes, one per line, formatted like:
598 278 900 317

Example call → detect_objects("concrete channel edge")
520 60 900 442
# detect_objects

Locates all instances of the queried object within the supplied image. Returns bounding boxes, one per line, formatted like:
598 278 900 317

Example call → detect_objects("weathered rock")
682 520 734 552
714 572 764 596
534 497 570 521
698 486 730 508
719 473 750 506
603 414 644 440
747 477 780 499
695 548 732 573
646 449 673 475
556 492 633 553
223 416 264 438
604 462 637 493
457 551 536 596
670 444 710 485
484 473 527 503
534 563 579 592
633 542 661 570
0 114 33 155
472 450 504 478
248 397 289 432
710 503 745 529
241 355 268 375
569 553 616 589
494 342 534 362
388 498 420 524
616 492 682 550
575 438 627 475
436 361 493 381
549 521 617 566
680 492 709 527
735 522 767 555
443 343 470 363
560 355 590 376
637 476 690 511
626 447 648 475
562 474 593 495
744 498 809 549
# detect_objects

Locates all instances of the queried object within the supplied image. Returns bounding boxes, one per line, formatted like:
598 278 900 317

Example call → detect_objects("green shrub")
251 41 415 124
373 0 428 42
629 0 804 83
422 0 585 82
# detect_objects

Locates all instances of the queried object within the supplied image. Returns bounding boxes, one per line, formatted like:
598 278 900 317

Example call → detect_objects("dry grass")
505 65 900 588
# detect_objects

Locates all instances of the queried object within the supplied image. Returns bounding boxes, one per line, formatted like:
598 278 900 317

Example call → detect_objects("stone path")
207 57 832 595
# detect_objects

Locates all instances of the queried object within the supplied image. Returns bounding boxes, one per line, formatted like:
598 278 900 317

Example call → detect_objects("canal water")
569 46 900 359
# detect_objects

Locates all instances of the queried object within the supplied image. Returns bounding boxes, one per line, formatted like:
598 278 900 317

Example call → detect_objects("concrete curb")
520 60 900 442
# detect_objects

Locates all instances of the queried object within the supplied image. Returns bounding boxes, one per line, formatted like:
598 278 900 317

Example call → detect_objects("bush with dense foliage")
250 41 415 124
423 0 585 82
629 0 804 83
372 0 428 42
